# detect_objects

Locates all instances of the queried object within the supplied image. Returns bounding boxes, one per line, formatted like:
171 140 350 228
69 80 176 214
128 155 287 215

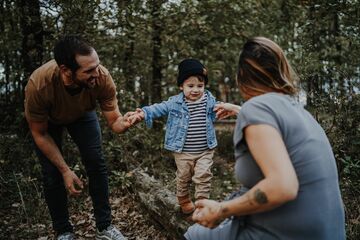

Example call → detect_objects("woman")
184 37 345 240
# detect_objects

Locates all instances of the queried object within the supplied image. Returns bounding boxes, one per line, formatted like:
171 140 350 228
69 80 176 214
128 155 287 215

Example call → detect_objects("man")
24 35 139 240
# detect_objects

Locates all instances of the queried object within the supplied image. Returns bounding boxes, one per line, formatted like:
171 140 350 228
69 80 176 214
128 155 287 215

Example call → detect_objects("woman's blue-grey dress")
185 93 345 240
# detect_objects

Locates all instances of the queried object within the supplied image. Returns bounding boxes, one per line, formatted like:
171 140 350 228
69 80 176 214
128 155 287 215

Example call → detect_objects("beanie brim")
177 68 208 86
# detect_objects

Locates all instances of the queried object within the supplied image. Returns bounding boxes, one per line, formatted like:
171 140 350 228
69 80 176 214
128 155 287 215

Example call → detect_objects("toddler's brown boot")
177 195 195 214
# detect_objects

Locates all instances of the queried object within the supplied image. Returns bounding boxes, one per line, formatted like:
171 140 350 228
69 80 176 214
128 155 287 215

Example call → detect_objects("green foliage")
307 92 360 240
109 170 134 190
308 93 360 187
215 130 235 161
1 0 359 238
340 156 360 182
0 133 48 238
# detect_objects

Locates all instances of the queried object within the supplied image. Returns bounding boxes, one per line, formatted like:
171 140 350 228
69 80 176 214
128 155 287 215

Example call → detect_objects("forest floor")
1 130 358 240
1 189 170 240
1 153 237 240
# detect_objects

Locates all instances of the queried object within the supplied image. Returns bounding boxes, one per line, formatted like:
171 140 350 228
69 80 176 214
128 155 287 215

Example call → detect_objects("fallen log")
131 169 190 239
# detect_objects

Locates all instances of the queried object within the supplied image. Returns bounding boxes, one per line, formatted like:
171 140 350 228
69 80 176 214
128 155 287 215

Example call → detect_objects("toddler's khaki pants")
173 149 214 199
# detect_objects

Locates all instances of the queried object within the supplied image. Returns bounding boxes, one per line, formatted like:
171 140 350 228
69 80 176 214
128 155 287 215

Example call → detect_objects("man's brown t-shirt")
24 60 118 124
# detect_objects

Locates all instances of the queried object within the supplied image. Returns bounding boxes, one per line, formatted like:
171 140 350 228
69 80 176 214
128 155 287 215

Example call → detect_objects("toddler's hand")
214 103 241 120
126 109 144 125
192 199 224 229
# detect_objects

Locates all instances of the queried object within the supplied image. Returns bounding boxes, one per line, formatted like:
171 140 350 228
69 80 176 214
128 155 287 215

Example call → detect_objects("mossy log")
131 169 190 239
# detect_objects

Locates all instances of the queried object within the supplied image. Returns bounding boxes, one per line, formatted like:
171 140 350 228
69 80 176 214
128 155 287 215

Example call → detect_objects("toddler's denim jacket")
142 90 218 153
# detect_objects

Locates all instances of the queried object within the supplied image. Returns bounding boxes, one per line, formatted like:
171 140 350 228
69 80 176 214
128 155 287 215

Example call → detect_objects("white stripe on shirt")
182 94 208 153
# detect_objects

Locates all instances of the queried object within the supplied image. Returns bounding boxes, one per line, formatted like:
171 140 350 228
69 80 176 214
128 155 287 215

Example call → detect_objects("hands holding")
126 108 145 125
214 103 241 120
123 108 145 127
192 199 226 229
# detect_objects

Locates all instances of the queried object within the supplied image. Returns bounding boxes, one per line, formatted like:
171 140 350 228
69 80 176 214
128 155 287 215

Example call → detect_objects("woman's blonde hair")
237 37 299 97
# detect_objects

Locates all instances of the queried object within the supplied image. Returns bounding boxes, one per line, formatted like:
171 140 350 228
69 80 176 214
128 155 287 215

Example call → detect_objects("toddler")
131 59 219 214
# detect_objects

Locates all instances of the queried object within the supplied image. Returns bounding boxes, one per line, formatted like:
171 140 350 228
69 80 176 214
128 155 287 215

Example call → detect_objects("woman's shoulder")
238 92 296 127
248 92 287 103
235 93 289 143
242 93 293 112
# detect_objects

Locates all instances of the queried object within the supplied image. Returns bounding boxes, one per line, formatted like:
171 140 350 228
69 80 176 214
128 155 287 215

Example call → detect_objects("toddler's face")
180 76 205 102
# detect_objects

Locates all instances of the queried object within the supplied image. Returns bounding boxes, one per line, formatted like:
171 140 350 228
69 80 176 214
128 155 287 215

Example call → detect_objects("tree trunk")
331 10 345 96
150 0 164 104
118 1 136 93
306 3 317 107
18 0 43 99
131 169 190 239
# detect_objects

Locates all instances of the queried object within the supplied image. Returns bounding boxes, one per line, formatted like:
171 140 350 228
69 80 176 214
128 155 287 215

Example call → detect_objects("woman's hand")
214 103 241 120
192 199 225 229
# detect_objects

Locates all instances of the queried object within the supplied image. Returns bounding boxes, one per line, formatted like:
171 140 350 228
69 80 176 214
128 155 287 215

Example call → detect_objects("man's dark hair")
54 35 94 72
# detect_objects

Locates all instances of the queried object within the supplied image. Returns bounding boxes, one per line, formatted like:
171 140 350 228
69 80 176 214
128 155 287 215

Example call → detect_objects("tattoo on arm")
216 203 229 223
254 189 268 205
221 205 229 215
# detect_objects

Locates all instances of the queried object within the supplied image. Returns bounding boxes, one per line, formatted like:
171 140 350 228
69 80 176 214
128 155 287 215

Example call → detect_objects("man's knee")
83 155 107 175
42 169 64 190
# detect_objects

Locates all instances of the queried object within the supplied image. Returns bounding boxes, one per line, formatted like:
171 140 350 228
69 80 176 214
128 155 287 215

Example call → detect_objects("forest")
0 0 359 239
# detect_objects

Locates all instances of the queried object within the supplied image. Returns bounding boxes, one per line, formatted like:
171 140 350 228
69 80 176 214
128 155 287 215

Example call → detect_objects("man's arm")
102 108 141 133
28 120 83 195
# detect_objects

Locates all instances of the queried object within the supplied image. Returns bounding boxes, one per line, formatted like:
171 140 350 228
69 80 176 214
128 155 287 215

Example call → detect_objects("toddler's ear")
179 85 183 90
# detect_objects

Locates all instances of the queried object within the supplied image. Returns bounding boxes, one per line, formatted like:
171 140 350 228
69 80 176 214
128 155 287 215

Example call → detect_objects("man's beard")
71 73 96 89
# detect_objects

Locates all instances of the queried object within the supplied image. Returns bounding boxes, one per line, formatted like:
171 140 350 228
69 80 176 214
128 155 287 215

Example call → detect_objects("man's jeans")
34 111 111 234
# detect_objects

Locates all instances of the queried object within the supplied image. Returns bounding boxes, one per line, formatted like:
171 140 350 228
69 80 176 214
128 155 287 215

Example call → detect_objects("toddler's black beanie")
177 59 208 86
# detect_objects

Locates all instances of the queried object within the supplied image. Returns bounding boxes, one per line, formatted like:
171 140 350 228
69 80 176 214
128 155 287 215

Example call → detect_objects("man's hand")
62 169 84 196
126 108 144 125
103 108 142 133
28 120 82 194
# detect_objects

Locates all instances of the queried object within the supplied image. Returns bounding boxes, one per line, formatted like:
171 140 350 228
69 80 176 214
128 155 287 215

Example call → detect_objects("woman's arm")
214 102 241 119
192 124 299 228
